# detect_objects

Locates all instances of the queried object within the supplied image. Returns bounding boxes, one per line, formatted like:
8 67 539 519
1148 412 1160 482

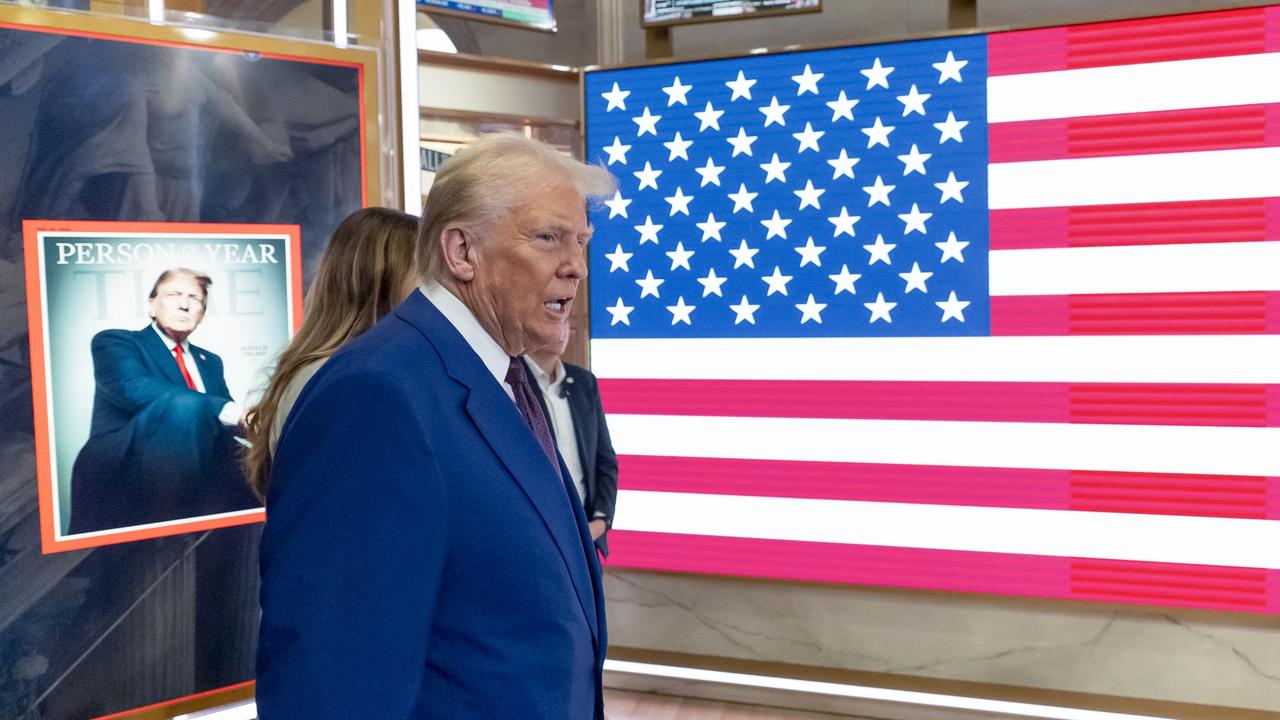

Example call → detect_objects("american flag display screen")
584 5 1280 613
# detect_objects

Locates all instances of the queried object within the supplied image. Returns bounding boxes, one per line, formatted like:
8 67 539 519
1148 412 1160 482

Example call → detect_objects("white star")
794 237 826 267
602 82 630 111
760 153 791 184
667 296 696 325
662 75 692 106
665 241 695 270
632 107 661 136
695 157 726 187
633 161 662 190
696 212 727 242
934 171 970 203
725 70 757 101
791 63 824 95
863 234 896 265
829 264 861 295
934 111 969 143
827 206 861 238
762 266 793 296
861 117 895 148
664 186 693 216
606 298 634 326
697 268 728 297
864 292 897 323
636 270 664 298
860 57 894 90
896 84 931 117
730 295 760 324
604 244 632 272
795 294 827 324
729 239 759 269
897 143 932 176
634 215 663 244
726 126 759 157
936 290 971 322
933 51 968 84
793 122 825 153
935 231 970 263
898 203 933 235
793 180 825 210
759 96 791 127
663 131 693 161
604 190 631 218
728 183 758 213
862 175 895 207
826 90 858 122
760 209 793 240
602 136 631 165
827 149 859 180
694 101 724 131
899 261 934 293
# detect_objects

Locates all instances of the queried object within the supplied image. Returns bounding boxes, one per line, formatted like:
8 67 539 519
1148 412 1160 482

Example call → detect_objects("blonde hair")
243 207 418 499
416 133 616 281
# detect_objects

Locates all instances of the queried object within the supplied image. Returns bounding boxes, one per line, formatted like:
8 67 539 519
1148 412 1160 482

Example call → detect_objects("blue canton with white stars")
585 35 990 338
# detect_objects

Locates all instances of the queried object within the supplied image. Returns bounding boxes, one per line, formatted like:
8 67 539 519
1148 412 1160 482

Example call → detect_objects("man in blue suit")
69 268 259 534
257 134 616 718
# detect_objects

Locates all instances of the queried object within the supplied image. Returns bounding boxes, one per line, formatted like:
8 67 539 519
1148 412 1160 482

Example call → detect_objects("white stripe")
613 490 1280 569
604 661 1178 720
987 52 1280 122
589 336 1280 384
989 241 1280 295
988 147 1280 210
605 414 1280 476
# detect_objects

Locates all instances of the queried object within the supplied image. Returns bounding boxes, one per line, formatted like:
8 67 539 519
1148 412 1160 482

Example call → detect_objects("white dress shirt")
152 323 239 426
421 282 514 399
524 358 586 505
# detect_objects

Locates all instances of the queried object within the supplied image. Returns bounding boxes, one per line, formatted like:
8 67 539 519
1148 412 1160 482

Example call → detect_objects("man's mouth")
544 297 572 313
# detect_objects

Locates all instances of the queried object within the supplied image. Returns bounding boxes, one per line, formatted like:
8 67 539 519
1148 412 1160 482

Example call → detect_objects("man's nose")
563 243 587 281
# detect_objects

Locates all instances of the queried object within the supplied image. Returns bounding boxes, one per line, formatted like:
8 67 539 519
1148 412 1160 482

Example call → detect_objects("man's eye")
538 233 556 242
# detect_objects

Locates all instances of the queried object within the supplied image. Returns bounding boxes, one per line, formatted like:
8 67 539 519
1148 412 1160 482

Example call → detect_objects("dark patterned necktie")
506 357 560 474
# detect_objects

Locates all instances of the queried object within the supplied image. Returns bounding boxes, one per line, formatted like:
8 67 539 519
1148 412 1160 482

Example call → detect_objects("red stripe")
987 6 1271 76
989 292 1280 336
989 199 1280 251
600 378 1280 427
606 531 1279 613
988 104 1280 163
617 455 1275 520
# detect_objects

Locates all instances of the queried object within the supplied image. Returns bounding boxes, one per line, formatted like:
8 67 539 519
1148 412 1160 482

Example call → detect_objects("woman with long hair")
243 207 418 499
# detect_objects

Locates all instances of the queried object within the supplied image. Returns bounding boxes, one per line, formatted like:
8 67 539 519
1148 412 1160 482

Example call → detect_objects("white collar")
151 322 191 355
524 356 564 393
420 282 512 392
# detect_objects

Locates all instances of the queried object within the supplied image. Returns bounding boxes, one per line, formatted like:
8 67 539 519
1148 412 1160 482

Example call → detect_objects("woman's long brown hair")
243 207 418 499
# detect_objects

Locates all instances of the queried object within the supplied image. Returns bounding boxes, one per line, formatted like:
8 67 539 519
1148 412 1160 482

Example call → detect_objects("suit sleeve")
587 371 618 527
256 369 447 719
90 331 224 417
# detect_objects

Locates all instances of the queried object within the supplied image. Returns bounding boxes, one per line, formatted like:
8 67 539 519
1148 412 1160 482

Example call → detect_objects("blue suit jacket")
257 291 607 719
70 326 256 533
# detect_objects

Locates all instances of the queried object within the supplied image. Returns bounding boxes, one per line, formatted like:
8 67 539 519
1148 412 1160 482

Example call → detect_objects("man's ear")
440 224 476 283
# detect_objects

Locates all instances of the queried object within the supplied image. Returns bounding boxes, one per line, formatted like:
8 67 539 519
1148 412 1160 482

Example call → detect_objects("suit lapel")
188 342 230 399
394 293 599 642
136 326 187 387
565 369 595 499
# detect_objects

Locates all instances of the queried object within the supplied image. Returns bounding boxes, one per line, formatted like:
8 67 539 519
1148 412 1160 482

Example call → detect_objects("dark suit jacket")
69 326 257 533
257 291 606 719
523 359 618 557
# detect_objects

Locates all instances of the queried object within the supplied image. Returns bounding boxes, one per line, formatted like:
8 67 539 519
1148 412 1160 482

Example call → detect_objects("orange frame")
24 220 304 554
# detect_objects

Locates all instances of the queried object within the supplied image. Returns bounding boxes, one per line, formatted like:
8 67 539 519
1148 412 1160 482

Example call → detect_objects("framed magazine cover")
24 220 302 553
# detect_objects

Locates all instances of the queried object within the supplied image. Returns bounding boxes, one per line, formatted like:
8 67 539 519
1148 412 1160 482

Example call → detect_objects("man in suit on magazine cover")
256 133 615 719
524 335 618 558
69 267 258 534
